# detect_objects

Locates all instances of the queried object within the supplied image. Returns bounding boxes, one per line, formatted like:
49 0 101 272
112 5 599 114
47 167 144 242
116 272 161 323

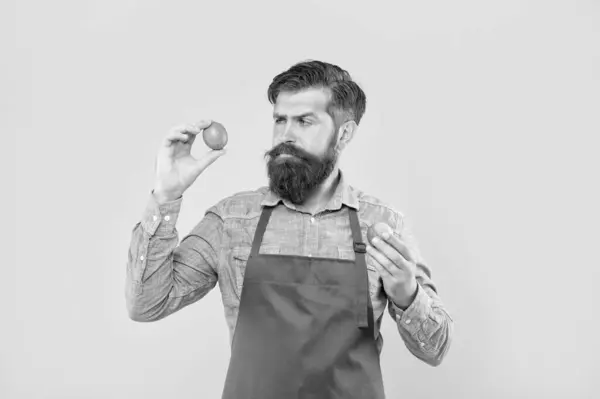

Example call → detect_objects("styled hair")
267 60 367 125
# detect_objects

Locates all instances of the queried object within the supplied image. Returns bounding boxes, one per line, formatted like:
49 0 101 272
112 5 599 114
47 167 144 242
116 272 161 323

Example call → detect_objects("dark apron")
221 205 386 399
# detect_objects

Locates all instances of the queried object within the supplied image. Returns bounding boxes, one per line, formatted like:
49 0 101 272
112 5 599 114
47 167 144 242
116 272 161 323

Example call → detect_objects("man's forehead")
273 88 331 115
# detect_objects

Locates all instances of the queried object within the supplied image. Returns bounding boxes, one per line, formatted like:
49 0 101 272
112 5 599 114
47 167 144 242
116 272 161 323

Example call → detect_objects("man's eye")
275 118 285 124
299 119 310 126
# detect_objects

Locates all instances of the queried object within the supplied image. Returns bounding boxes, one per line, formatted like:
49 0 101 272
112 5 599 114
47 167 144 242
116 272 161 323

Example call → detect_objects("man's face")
264 88 341 205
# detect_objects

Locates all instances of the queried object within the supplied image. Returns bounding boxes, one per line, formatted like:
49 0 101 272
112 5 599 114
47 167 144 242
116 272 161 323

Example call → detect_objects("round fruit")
367 222 393 244
202 121 228 150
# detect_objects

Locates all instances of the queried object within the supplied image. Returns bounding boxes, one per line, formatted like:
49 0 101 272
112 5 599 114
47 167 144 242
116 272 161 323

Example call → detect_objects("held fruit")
202 121 228 150
367 222 394 245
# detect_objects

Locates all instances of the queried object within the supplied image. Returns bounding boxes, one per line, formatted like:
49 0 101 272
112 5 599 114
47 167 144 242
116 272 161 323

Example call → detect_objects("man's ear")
337 120 358 151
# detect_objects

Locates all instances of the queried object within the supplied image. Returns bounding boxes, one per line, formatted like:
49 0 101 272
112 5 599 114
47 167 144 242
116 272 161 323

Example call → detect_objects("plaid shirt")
125 170 453 366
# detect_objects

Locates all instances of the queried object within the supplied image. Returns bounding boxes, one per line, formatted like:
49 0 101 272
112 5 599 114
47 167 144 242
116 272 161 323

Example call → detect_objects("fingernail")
381 232 390 240
372 237 380 244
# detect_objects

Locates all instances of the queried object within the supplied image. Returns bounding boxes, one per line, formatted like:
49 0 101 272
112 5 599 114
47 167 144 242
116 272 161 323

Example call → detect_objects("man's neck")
298 167 341 215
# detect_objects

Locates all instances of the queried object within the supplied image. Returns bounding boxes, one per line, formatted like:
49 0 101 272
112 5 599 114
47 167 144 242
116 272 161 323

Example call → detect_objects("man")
126 60 453 399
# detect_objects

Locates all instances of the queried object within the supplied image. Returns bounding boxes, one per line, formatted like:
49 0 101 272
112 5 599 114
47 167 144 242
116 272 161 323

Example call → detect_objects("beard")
264 134 339 205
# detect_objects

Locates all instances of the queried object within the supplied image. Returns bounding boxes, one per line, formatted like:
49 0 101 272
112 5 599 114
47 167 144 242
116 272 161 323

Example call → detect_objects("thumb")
194 149 227 173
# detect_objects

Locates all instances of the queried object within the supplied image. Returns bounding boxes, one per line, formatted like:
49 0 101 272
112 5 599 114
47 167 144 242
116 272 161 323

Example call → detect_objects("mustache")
264 143 312 161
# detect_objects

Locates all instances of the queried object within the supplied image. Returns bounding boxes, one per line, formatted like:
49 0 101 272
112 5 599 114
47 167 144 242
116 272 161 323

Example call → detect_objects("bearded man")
125 60 453 399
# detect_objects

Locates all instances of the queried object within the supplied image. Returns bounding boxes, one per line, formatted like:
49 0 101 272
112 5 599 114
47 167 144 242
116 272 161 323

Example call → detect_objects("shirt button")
405 319 411 325
164 215 170 221
140 255 144 261
419 342 425 347
152 215 158 221
310 217 315 223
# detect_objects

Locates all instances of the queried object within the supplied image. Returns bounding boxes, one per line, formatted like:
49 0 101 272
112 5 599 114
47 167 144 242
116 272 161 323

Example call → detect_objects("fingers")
370 237 405 266
175 120 213 136
164 125 194 145
368 236 416 276
165 130 191 146
380 233 416 264
192 119 213 130
163 120 212 146
366 245 395 276
367 245 398 275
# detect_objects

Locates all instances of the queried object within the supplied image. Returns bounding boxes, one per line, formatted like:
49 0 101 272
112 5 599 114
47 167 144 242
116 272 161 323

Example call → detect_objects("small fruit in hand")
367 222 393 244
203 121 228 150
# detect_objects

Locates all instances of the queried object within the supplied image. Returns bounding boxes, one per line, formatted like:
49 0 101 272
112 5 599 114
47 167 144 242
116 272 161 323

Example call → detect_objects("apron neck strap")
347 207 367 253
250 205 275 258
348 207 371 329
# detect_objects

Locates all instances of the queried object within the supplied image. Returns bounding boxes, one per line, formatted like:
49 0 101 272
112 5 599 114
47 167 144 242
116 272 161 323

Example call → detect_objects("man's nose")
281 122 296 141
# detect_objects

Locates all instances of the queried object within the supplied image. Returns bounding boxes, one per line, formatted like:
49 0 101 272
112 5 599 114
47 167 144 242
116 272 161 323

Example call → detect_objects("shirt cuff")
140 190 183 236
388 283 432 336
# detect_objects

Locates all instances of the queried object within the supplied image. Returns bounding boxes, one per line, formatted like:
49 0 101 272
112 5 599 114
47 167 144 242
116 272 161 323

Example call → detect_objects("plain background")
7 0 599 398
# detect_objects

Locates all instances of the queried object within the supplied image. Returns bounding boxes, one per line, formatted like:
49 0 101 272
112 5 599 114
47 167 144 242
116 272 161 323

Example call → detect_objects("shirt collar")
261 169 359 212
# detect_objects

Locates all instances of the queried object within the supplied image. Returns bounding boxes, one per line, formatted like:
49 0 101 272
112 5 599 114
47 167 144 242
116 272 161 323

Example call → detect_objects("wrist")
392 279 418 310
152 188 181 204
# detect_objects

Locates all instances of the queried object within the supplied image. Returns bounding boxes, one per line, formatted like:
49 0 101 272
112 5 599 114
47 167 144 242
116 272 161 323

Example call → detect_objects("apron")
221 205 386 399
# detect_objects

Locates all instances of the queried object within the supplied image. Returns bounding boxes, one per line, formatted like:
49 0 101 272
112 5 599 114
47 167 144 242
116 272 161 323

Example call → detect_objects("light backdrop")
9 0 600 398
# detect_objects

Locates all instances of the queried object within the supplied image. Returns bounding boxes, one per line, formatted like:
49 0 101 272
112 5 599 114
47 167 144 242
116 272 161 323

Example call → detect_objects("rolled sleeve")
140 190 183 236
388 283 431 336
388 282 453 366
125 190 221 322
